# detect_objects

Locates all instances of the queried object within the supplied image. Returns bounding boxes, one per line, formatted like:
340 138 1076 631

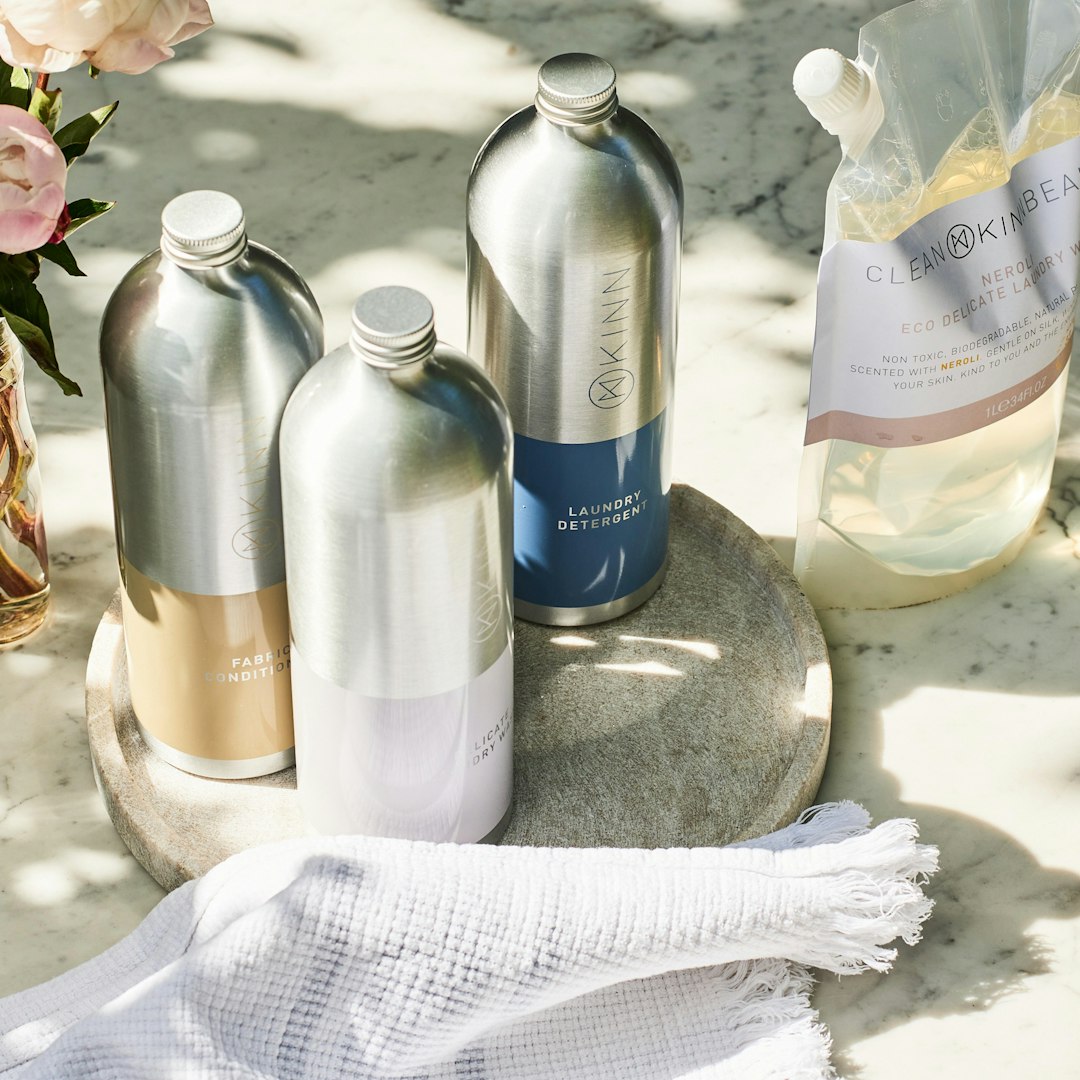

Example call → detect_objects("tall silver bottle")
281 286 514 843
100 190 324 779
467 53 683 626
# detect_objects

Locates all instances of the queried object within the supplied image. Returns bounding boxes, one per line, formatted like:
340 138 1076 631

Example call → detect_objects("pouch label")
806 134 1080 447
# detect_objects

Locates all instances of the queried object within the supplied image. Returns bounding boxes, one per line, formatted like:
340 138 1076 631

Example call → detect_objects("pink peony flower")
0 0 213 75
0 105 67 255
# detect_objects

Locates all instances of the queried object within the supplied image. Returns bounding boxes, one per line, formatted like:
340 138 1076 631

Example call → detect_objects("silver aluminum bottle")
281 286 514 843
100 190 324 779
467 53 683 626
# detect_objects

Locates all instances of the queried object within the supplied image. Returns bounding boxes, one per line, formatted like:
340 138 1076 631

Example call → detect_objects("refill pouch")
793 0 1080 609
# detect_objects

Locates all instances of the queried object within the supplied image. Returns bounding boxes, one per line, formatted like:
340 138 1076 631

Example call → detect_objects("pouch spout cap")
794 48 884 158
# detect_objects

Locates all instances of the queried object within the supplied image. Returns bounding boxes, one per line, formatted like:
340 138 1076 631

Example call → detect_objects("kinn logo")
947 224 975 259
231 519 280 560
589 369 635 409
473 580 503 643
594 267 636 408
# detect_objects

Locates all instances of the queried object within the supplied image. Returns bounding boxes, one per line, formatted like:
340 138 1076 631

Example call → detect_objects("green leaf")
1 310 81 395
7 252 40 282
28 87 62 133
0 261 82 396
0 62 30 109
64 197 115 235
0 259 51 337
37 241 84 277
53 101 118 164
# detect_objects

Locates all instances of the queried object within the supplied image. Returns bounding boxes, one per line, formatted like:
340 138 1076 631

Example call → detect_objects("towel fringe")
785 818 939 975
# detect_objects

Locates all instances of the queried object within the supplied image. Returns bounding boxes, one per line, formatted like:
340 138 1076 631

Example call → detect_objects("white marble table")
2 1 1078 1076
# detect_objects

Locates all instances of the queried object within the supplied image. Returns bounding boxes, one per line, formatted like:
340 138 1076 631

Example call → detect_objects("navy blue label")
514 411 669 610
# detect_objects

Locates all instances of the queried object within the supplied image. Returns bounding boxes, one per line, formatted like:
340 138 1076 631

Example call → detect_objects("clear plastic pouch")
794 0 1080 609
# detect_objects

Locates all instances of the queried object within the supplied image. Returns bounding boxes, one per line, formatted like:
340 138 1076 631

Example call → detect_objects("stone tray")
86 484 832 891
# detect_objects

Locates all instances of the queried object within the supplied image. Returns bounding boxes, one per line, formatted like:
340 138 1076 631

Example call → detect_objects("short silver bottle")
467 53 683 626
100 190 323 779
281 286 514 843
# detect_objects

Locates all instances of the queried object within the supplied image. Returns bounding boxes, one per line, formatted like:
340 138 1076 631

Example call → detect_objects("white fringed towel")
0 802 936 1079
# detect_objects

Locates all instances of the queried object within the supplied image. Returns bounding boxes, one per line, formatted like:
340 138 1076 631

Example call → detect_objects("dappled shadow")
800 384 1080 1061
0 521 165 995
33 0 883 430
3 3 1078 1073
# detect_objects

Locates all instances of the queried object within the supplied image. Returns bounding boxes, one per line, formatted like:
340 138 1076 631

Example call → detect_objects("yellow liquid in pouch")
797 93 1080 609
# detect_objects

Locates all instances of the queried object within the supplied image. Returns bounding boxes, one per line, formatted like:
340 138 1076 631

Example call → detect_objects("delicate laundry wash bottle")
792 0 1080 610
100 190 323 778
281 286 514 843
467 53 683 626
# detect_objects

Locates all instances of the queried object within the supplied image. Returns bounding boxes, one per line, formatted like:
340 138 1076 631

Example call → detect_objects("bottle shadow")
804 413 1080 1067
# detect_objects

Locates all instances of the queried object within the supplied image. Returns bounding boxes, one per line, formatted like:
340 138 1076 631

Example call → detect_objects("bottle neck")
349 331 436 370
160 234 249 270
534 92 618 127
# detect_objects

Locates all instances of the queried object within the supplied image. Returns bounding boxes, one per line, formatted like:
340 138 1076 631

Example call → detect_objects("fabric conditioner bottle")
100 190 323 777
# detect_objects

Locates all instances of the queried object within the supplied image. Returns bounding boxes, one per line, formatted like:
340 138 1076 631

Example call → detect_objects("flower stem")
0 539 40 599
0 376 46 600
36 72 49 92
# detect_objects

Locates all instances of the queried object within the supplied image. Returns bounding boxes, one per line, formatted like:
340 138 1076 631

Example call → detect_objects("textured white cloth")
0 802 936 1079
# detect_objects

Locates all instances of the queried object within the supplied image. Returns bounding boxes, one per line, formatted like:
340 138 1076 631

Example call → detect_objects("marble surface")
1 0 1078 1076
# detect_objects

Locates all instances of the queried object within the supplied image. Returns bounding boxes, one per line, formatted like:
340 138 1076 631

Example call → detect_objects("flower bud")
0 105 66 255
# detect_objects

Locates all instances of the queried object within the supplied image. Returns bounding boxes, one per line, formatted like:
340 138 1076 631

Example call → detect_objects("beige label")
120 560 293 762
805 337 1071 447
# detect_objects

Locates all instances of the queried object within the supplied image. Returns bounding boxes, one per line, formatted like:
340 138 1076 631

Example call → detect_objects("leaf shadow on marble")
36 0 892 434
0 524 167 995
815 773 1080 1077
807 417 1080 1072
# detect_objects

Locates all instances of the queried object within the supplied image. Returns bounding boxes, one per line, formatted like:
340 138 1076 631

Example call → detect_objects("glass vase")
0 321 49 644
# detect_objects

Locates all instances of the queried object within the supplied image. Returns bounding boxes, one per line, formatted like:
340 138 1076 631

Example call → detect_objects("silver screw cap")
536 53 617 125
160 190 248 268
350 286 437 367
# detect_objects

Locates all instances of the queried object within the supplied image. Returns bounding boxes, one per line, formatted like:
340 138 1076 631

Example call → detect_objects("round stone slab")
86 485 831 890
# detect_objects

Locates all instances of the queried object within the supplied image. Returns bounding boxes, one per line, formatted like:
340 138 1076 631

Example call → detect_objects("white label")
292 643 512 843
807 135 1080 447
